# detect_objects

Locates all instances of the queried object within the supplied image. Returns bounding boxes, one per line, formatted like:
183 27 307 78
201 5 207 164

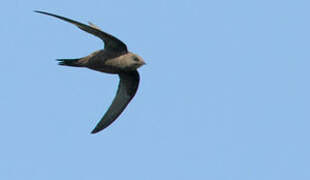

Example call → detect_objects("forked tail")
57 58 84 67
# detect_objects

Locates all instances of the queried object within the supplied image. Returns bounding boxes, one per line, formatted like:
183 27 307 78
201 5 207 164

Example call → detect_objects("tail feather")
56 58 83 67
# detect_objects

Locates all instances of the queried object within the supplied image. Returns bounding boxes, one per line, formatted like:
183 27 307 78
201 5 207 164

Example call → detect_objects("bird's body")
60 50 143 74
35 10 145 134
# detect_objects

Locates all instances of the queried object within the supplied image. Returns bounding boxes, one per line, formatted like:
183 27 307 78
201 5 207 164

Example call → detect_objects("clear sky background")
1 0 309 179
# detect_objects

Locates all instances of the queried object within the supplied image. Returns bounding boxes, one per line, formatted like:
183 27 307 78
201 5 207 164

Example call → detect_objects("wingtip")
91 125 107 134
34 10 53 16
34 10 43 14
90 129 100 134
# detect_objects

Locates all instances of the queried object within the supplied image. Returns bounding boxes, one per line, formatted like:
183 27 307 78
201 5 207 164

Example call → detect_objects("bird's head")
130 53 145 69
115 52 145 71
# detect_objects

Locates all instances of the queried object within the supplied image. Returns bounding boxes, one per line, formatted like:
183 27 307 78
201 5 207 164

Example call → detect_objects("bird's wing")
91 71 140 134
35 10 127 55
88 22 101 30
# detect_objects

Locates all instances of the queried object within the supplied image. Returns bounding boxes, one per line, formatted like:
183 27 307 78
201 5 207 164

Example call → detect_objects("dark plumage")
35 10 145 134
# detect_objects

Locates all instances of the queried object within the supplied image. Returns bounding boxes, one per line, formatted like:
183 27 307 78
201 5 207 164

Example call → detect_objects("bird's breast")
87 53 134 74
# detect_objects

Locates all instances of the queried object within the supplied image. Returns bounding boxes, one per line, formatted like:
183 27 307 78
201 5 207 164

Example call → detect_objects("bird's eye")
133 57 139 62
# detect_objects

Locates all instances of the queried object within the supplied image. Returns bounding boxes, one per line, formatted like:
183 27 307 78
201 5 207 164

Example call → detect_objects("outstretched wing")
88 22 101 30
91 71 140 134
35 10 127 55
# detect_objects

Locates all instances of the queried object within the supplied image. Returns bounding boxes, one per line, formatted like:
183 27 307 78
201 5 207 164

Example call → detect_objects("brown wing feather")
35 10 127 55
91 71 140 133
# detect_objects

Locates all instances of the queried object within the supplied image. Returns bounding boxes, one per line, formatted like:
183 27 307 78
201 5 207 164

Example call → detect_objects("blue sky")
1 0 310 179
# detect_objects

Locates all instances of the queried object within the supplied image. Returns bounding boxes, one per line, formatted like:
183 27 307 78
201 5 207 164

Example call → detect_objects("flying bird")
35 10 145 134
